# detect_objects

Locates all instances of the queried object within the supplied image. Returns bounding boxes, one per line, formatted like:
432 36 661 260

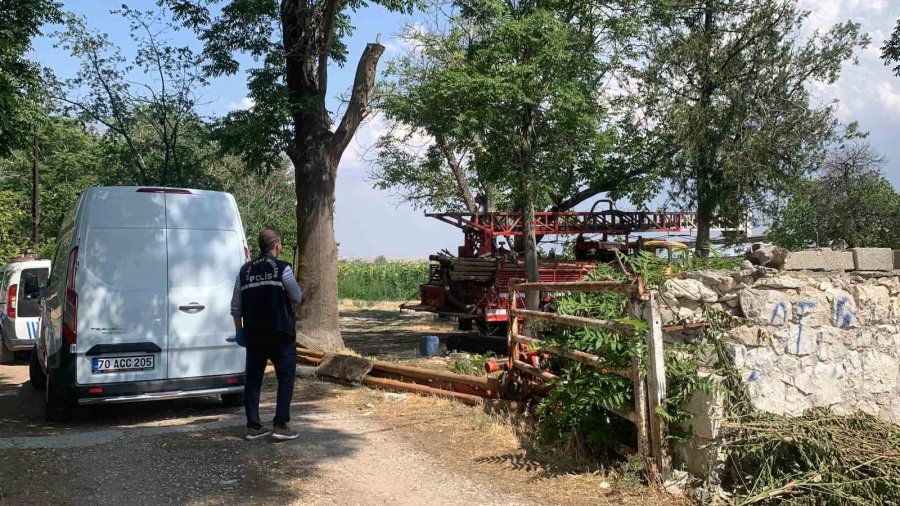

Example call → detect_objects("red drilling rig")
402 200 699 336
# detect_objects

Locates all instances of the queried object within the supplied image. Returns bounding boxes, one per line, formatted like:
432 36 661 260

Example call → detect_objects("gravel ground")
0 360 531 505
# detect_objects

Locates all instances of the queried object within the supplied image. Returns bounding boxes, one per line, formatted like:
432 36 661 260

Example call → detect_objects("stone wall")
660 264 900 423
663 264 900 477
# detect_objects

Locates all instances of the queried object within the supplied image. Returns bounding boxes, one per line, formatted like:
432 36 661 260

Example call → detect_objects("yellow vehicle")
640 239 689 274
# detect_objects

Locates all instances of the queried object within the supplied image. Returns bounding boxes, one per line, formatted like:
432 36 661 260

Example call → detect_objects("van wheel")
45 373 73 423
0 336 13 365
29 351 46 390
221 393 243 407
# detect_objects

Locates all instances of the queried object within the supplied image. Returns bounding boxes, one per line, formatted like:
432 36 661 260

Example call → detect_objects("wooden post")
632 356 651 467
507 280 520 370
644 291 671 478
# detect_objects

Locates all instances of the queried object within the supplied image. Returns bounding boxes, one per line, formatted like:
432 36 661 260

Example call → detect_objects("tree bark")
282 0 385 351
695 0 716 257
31 127 40 251
516 106 539 315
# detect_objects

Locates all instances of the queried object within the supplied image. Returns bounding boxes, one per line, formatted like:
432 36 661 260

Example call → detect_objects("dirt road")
0 307 674 505
0 359 533 505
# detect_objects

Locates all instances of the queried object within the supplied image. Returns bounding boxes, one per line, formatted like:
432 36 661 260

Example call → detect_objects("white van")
0 258 51 363
31 187 250 421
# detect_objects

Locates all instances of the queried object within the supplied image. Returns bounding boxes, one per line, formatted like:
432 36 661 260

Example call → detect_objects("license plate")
92 355 155 374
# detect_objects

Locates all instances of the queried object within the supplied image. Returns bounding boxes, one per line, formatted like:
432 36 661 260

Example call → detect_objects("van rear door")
16 267 49 340
165 191 245 379
76 189 169 385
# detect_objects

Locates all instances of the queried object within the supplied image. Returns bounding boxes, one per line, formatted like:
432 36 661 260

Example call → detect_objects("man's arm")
282 265 302 303
230 273 242 330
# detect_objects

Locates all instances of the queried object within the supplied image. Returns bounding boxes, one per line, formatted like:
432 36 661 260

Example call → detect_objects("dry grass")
330 300 685 504
305 377 684 506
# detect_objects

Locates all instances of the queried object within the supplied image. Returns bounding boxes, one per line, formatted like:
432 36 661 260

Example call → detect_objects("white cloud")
876 81 900 114
226 96 255 111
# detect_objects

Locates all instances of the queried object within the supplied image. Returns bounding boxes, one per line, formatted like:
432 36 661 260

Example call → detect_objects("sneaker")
244 426 271 441
271 424 299 441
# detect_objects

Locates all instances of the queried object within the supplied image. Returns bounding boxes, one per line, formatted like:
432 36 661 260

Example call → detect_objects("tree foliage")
769 141 900 250
0 111 296 263
53 7 211 187
373 0 647 214
161 0 418 351
634 0 869 254
883 18 900 76
0 0 61 154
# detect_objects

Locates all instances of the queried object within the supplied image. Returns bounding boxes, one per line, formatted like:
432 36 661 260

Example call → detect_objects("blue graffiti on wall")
770 301 789 326
833 297 854 328
792 300 818 355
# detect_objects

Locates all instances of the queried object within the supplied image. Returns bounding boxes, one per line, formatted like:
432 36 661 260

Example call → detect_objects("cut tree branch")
327 41 385 168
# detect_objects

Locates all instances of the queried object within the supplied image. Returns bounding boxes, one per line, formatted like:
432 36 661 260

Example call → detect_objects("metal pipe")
362 376 483 405
509 280 633 293
512 360 558 382
514 334 632 379
295 347 499 391
510 308 636 334
371 361 500 391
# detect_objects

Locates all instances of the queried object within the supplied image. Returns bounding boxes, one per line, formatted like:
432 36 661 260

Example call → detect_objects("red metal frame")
427 211 696 257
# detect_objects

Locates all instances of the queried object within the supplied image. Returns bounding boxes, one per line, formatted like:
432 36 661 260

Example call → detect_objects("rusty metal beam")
371 361 499 391
295 347 499 391
510 308 636 334
513 334 632 378
512 360 559 382
362 376 483 405
509 280 634 293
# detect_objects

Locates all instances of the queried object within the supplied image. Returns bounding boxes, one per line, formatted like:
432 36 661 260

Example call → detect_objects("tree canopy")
373 0 648 215
632 0 868 254
769 140 900 250
0 0 61 154
883 17 900 76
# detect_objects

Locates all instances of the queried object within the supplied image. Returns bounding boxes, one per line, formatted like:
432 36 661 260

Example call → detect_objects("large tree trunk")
290 147 344 351
281 0 384 351
695 0 716 258
517 106 539 315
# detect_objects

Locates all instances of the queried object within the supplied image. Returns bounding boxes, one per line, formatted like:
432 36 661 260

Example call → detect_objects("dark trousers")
244 334 297 429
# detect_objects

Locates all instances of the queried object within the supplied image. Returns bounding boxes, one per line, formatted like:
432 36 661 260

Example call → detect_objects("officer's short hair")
258 227 282 254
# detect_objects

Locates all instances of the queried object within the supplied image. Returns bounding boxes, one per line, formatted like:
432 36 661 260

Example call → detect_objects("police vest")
238 254 296 338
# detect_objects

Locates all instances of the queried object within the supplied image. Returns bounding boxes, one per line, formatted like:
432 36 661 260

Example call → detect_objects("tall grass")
337 260 428 301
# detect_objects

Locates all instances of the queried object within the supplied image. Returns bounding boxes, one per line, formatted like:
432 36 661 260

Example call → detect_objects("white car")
0 258 51 363
31 186 250 421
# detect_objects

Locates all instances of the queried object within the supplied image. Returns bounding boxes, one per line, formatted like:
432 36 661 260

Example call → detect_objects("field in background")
337 260 429 301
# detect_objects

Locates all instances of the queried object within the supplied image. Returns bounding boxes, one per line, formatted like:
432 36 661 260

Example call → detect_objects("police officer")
231 227 302 441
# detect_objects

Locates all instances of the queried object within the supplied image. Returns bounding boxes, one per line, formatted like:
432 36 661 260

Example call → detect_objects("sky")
30 0 900 259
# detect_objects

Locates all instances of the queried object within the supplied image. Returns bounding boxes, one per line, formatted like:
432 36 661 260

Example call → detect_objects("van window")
83 228 167 290
17 268 48 317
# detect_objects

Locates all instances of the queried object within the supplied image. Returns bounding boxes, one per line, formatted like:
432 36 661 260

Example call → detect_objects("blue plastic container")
420 335 440 357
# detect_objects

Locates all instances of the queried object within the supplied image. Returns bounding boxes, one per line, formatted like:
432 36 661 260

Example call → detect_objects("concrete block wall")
781 248 893 272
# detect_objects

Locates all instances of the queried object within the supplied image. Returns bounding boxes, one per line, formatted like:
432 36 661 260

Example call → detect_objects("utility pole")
31 127 40 252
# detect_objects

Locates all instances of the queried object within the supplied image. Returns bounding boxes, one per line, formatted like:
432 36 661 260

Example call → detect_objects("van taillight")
62 246 78 345
136 188 192 194
244 246 249 262
6 284 16 319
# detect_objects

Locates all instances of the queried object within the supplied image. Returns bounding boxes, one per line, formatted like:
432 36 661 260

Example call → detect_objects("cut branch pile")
722 408 900 505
